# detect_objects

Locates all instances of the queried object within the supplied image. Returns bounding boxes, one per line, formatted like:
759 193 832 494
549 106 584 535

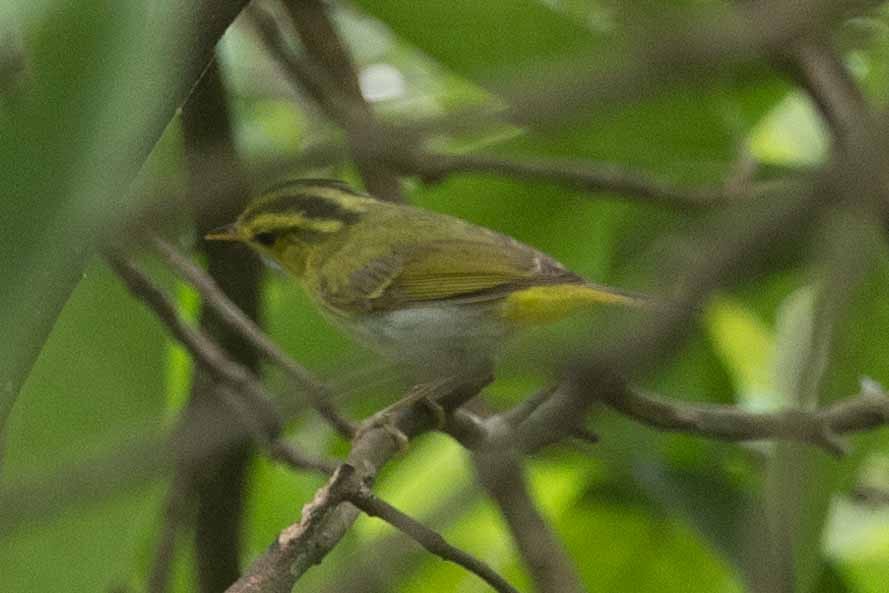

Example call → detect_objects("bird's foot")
356 378 454 449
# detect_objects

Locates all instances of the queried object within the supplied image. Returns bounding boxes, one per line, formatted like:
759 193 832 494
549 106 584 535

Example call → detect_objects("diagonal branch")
105 253 336 477
474 450 587 593
105 252 281 436
278 0 403 200
226 376 491 593
149 235 355 437
345 466 522 593
147 473 192 593
779 37 873 148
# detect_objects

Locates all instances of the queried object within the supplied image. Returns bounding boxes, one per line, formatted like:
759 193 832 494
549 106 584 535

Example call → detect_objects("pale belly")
330 303 511 377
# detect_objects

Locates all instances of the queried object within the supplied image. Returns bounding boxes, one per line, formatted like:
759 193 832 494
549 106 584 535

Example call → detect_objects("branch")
474 451 586 593
600 381 889 456
851 485 889 506
106 252 339 479
278 0 403 200
226 375 491 593
105 252 281 436
268 440 338 475
147 473 192 593
390 150 751 209
225 464 357 593
779 37 873 148
346 467 522 593
320 483 479 593
149 235 355 437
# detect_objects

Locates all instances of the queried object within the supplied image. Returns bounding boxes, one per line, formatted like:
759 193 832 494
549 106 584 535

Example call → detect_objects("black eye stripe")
254 232 276 246
253 228 327 245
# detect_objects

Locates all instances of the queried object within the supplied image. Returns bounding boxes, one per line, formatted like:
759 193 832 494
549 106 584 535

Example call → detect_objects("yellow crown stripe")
247 213 345 234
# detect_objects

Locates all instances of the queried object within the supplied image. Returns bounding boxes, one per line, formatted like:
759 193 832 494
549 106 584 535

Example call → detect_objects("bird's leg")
357 376 457 449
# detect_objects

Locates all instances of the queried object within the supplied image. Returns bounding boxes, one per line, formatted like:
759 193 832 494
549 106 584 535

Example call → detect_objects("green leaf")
1 259 169 592
0 0 196 437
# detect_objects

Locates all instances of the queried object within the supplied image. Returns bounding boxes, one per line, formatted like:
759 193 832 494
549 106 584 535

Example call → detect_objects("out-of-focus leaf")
0 259 169 592
705 296 776 408
349 1 604 83
0 0 195 437
749 92 829 166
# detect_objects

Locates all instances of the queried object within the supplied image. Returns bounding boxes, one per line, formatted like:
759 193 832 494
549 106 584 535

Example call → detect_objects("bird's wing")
329 237 583 312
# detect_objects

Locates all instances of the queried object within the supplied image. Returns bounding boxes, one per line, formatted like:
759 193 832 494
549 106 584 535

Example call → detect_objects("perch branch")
225 376 491 593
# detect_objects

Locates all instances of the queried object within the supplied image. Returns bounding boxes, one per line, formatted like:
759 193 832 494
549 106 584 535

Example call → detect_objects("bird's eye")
254 232 276 247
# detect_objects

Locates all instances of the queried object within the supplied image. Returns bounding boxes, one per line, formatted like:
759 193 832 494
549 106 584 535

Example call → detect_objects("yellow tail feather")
500 284 647 325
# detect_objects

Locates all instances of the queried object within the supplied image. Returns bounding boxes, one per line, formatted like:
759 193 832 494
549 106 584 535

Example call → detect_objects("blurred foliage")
3 1 889 593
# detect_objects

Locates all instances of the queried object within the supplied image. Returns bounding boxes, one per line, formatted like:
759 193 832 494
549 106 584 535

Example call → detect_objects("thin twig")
392 151 749 209
105 251 282 436
149 235 355 437
347 469 522 593
474 451 586 593
601 382 889 456
321 483 480 593
851 485 889 506
268 440 338 475
780 37 873 148
107 253 338 474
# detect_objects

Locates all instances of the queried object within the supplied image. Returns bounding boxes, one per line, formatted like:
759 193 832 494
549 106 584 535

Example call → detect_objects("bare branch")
147 474 192 593
226 375 491 593
277 0 403 200
600 382 889 456
474 451 587 593
346 468 522 593
321 483 480 593
225 464 357 593
268 440 338 476
779 37 873 147
851 485 889 506
391 150 750 209
105 252 282 436
149 235 355 437
106 253 340 475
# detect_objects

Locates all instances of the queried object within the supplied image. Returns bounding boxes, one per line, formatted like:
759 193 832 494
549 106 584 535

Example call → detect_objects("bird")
206 179 649 389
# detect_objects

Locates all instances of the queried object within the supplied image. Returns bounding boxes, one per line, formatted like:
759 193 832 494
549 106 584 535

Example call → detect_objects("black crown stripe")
253 194 363 225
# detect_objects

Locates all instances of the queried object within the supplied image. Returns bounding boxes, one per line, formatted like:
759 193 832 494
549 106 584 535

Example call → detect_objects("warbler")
206 179 647 379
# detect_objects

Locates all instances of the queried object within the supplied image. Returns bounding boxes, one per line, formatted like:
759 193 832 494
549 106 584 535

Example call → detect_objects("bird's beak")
204 224 240 242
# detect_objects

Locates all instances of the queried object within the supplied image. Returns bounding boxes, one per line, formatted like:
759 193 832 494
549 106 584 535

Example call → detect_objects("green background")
3 1 889 592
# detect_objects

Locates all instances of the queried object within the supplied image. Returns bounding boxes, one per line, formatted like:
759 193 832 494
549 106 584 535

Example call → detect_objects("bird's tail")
500 282 655 326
